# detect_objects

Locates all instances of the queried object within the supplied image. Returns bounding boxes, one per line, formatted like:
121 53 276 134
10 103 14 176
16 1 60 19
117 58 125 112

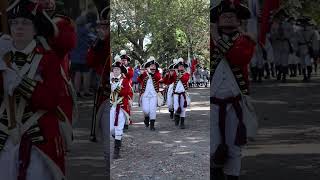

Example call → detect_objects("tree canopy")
111 0 209 67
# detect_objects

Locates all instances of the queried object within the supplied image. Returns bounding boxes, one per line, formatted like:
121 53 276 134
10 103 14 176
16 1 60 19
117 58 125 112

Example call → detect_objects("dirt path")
110 87 210 180
242 73 320 180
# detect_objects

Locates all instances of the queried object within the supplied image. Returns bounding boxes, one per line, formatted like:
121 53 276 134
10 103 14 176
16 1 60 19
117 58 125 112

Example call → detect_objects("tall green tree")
111 0 209 66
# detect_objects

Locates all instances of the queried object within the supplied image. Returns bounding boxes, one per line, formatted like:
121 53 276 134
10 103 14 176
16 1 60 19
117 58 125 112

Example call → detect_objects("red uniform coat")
137 70 162 93
48 15 77 124
17 45 68 176
225 34 256 92
87 38 109 76
113 77 131 113
172 71 190 90
162 72 177 85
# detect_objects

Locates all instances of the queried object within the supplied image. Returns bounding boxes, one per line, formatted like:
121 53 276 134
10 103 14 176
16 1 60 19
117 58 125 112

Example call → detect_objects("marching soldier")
297 17 319 81
172 58 190 129
210 1 256 179
270 10 292 82
120 50 134 129
110 58 130 159
0 0 70 179
162 59 178 119
137 57 162 131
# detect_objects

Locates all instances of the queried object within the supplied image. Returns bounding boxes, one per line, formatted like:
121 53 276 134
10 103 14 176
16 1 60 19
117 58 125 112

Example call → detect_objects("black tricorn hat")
7 0 58 38
144 56 159 69
174 58 189 69
120 49 131 62
112 61 127 74
210 0 251 23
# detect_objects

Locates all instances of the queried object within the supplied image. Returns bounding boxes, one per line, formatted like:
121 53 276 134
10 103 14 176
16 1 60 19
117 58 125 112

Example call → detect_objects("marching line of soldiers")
250 10 320 83
109 50 192 159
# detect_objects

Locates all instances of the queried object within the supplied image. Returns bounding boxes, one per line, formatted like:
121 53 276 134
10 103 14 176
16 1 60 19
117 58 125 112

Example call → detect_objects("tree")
111 0 209 67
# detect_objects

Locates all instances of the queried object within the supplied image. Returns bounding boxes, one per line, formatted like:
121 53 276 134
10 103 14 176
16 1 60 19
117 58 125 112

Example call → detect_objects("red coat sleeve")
180 73 190 85
49 17 77 57
126 67 134 80
226 35 256 66
162 73 170 85
154 71 162 82
31 51 66 111
119 78 131 97
137 72 146 84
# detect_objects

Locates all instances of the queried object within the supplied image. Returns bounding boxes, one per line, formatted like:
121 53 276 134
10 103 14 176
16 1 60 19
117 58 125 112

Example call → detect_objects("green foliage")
111 0 209 66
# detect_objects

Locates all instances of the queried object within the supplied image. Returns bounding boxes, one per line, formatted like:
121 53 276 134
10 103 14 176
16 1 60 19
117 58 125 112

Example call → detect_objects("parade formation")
109 50 200 159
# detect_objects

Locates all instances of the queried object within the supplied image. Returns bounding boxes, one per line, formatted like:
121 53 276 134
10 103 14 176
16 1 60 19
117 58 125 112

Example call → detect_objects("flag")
258 0 280 45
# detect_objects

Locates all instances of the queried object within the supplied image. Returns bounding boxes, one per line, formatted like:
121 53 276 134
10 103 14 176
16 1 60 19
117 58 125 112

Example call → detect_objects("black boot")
307 66 312 80
150 120 155 131
251 67 257 82
276 65 282 80
257 68 263 82
211 167 225 180
282 66 288 83
113 139 121 159
293 64 298 77
180 117 185 129
264 63 270 79
302 68 308 81
298 64 302 75
226 175 239 180
175 115 180 126
144 116 150 127
271 63 275 77
169 110 174 119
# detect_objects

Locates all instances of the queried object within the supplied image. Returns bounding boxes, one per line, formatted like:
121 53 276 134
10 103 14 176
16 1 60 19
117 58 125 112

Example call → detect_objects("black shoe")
89 135 97 142
124 124 129 130
226 175 239 180
211 167 225 180
170 111 174 119
113 140 121 159
150 120 155 131
144 116 150 127
175 115 180 126
180 117 185 129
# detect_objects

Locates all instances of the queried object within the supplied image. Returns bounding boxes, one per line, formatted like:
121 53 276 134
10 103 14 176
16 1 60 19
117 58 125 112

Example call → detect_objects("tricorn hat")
120 49 131 62
112 55 127 74
144 56 159 69
7 0 58 38
174 57 189 69
210 0 251 23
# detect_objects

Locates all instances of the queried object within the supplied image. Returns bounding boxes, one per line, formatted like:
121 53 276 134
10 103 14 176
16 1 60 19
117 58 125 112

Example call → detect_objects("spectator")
70 14 94 97
133 65 141 92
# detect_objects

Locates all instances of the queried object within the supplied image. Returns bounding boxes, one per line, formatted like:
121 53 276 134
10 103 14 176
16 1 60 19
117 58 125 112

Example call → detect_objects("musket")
0 0 16 130
89 48 111 142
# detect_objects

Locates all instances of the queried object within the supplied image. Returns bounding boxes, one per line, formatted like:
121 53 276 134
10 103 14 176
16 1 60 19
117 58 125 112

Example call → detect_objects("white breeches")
211 103 242 176
166 84 174 110
0 138 54 180
110 106 126 140
173 94 187 117
141 95 157 119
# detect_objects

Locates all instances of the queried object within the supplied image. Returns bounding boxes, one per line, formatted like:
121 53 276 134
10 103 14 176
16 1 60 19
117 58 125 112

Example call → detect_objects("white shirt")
211 59 241 98
144 78 157 97
174 80 186 93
